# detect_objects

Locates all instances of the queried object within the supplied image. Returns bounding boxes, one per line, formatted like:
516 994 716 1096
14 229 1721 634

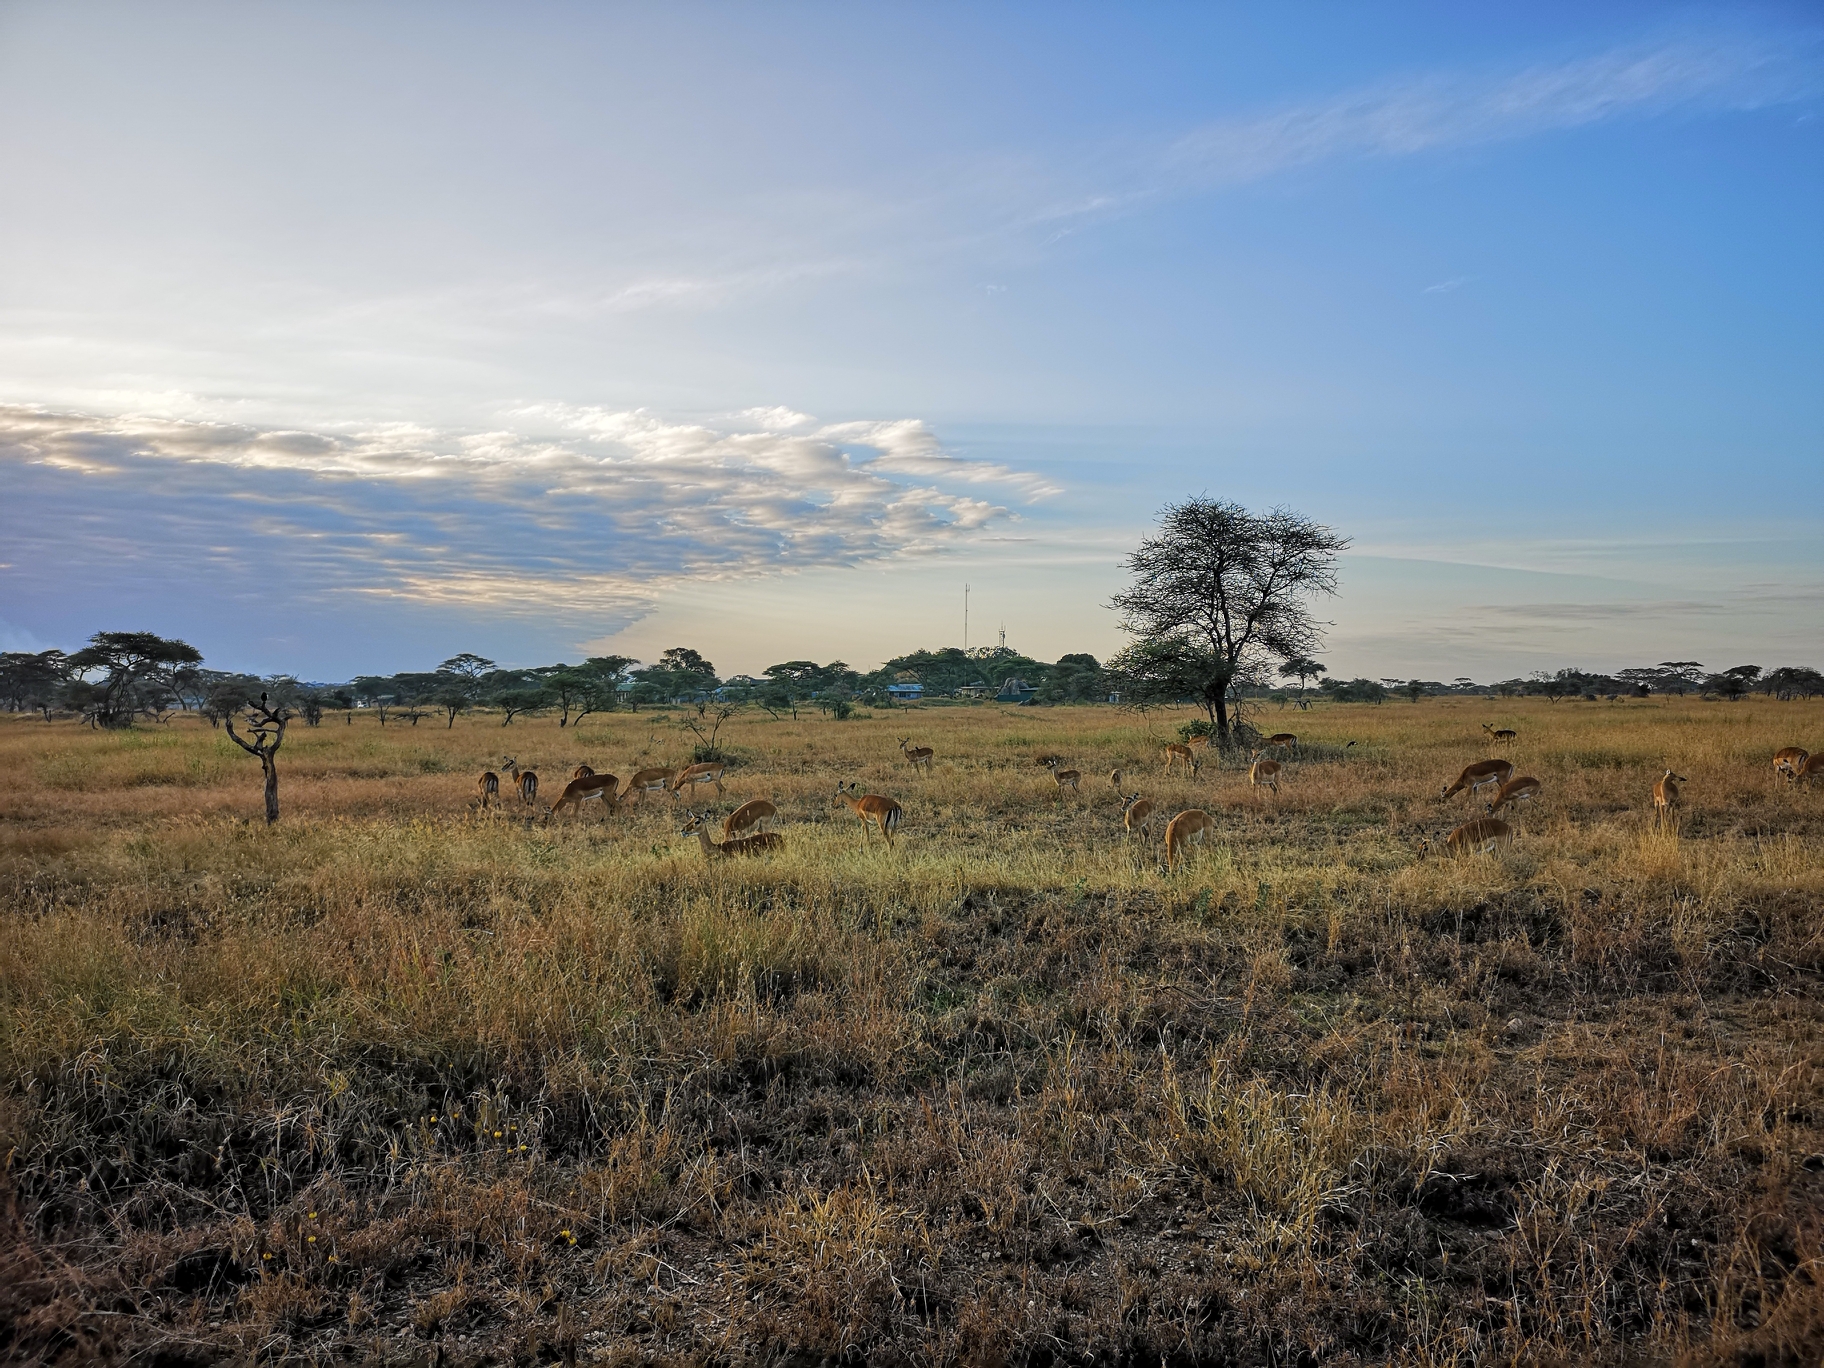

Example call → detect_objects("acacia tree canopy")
1107 498 1346 740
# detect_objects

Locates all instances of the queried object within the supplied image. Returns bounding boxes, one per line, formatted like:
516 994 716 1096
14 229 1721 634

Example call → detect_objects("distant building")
996 677 1036 703
886 682 923 700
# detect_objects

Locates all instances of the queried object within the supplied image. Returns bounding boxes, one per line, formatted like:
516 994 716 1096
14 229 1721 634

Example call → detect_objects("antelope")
500 757 538 805
1163 742 1201 775
572 764 596 780
1483 724 1518 745
549 772 620 820
1262 733 1299 755
1791 753 1824 785
898 738 935 774
621 766 676 804
1121 792 1155 840
1651 770 1687 828
722 798 777 842
476 770 501 808
671 761 727 798
1486 775 1543 816
1163 808 1216 871
1248 750 1281 794
1419 817 1515 857
1440 759 1515 801
682 811 782 859
835 782 902 847
1043 757 1081 799
1773 747 1809 779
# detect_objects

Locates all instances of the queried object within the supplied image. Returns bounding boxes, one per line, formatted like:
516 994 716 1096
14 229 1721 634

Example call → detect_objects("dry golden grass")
1 696 1821 1366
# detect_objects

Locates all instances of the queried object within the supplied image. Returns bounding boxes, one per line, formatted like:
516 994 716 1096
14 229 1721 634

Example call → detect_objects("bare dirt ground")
2 697 1820 1366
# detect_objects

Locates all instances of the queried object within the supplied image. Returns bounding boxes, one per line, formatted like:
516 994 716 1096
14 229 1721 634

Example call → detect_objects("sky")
1 2 1820 682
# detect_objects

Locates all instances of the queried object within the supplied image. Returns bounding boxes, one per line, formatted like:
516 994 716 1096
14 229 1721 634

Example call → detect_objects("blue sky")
2 2 1819 680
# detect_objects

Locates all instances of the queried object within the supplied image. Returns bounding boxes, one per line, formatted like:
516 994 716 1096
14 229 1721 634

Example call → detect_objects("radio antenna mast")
963 583 970 652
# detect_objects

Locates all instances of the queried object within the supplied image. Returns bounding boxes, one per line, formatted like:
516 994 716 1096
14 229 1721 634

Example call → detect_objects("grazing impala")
1248 750 1281 794
1486 775 1543 816
1441 759 1515 801
1791 753 1824 785
1262 732 1299 754
898 738 935 774
572 764 596 780
476 769 501 808
549 771 620 820
682 811 782 859
1483 724 1518 745
500 758 538 805
1651 770 1688 828
1421 817 1515 857
1163 808 1216 871
835 783 902 847
621 766 676 804
1121 792 1155 840
1163 742 1201 775
671 761 727 798
722 798 777 841
1043 757 1081 799
1773 747 1809 779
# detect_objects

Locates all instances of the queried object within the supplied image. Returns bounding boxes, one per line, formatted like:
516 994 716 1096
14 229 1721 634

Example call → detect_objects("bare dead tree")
225 691 291 824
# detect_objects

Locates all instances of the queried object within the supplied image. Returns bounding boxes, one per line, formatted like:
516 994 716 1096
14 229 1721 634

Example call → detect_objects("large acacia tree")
1108 498 1347 742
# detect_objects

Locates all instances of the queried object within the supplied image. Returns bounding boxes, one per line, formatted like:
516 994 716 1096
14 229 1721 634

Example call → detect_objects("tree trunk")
262 756 279 824
1213 691 1231 741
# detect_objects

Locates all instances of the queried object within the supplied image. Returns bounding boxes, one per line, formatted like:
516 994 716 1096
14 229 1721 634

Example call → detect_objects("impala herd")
471 724 1818 870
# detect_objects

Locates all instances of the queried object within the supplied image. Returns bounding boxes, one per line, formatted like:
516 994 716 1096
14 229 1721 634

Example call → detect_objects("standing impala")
476 769 501 808
1163 742 1200 775
1441 759 1515 801
1651 770 1688 828
621 766 676 804
835 783 902 847
1163 809 1215 871
500 758 538 805
722 798 777 841
572 764 596 780
549 771 620 820
1248 750 1281 794
1042 757 1081 800
1486 774 1543 816
1483 724 1518 745
1262 732 1298 755
1121 793 1155 840
897 738 935 774
671 761 727 798
1773 747 1809 779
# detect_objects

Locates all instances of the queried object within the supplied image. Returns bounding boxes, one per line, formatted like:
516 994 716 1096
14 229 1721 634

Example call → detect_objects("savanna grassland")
2 697 1821 1368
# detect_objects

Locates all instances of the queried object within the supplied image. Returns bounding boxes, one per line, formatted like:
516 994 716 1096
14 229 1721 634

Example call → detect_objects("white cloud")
0 404 1053 626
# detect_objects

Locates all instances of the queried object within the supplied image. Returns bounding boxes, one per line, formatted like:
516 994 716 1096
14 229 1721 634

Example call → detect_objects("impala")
1121 792 1155 840
1163 742 1201 774
1773 747 1809 779
549 772 620 820
1440 759 1515 801
1262 732 1299 754
500 757 538 805
722 798 777 841
1163 808 1216 871
1043 757 1081 799
621 766 676 803
835 782 902 847
1486 775 1542 815
1248 750 1281 794
682 811 782 859
572 764 596 780
1483 724 1518 745
476 769 501 808
1651 770 1687 828
1421 817 1515 857
671 761 727 797
1791 753 1824 785
898 738 935 774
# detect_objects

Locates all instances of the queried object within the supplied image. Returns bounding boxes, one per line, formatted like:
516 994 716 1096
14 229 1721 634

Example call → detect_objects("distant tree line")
5 635 1819 730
